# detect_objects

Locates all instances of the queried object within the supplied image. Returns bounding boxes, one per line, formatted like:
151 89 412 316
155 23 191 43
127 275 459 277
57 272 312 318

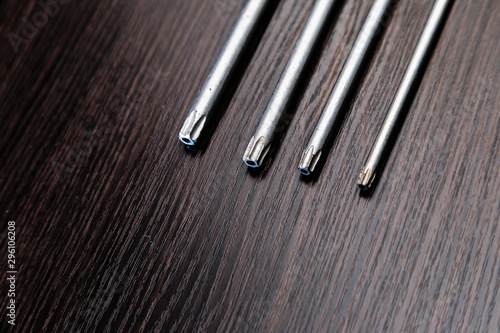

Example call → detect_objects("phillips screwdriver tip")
298 146 322 176
358 166 376 190
243 135 270 168
179 110 206 146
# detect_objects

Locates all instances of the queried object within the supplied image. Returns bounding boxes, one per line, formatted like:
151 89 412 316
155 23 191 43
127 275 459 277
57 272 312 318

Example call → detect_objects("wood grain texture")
1 0 499 331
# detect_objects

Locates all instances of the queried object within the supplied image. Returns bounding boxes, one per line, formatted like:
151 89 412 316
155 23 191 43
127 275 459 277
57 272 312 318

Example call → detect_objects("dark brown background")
1 0 499 331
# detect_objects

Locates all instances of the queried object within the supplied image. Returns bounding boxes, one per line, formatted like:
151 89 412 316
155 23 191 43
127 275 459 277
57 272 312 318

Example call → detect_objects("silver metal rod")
358 0 453 190
243 0 338 168
298 0 395 175
179 0 273 146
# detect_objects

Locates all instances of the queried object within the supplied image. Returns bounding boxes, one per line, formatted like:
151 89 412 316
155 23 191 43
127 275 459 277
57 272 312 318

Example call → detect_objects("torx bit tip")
243 136 270 168
178 110 206 146
298 146 322 176
358 167 376 190
357 0 453 189
299 0 395 177
178 0 274 147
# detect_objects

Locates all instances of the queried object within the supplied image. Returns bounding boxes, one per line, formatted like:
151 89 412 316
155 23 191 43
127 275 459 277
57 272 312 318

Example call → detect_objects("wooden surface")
1 0 499 331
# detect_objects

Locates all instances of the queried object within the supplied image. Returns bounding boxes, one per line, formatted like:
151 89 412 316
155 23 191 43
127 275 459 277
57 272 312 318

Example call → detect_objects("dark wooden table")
1 0 499 331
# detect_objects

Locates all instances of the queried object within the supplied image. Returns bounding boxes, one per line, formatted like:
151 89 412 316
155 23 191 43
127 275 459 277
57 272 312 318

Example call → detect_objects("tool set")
178 0 453 191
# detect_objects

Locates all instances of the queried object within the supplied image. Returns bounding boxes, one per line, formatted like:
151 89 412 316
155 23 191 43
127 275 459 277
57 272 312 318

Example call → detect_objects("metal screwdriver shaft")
298 0 395 175
179 0 273 146
243 0 339 168
358 0 453 190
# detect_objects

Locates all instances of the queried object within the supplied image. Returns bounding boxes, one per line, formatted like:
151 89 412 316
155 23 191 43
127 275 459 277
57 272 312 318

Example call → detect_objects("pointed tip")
358 167 375 190
243 136 270 168
179 110 206 146
298 146 321 176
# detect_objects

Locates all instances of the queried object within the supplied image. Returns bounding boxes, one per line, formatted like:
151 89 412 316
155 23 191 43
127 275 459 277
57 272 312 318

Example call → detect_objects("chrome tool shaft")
179 0 273 146
243 0 339 168
298 0 395 175
358 0 453 190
